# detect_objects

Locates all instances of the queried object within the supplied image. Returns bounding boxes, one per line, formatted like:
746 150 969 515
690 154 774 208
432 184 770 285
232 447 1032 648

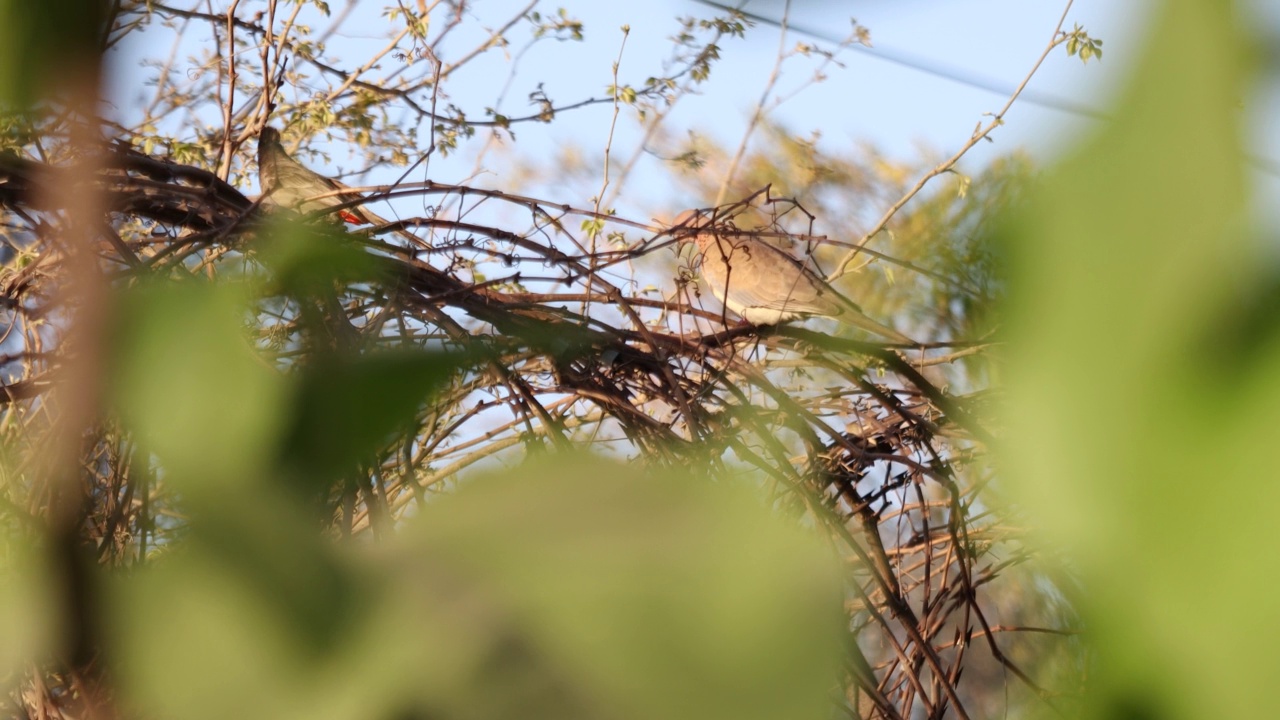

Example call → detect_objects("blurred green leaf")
389 456 846 720
109 455 843 720
0 535 55 691
254 219 386 298
110 278 287 493
111 491 374 720
0 0 106 106
279 349 460 486
1002 1 1264 717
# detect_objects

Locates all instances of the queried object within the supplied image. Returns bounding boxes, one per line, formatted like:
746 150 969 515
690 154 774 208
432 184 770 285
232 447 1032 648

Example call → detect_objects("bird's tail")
838 306 917 346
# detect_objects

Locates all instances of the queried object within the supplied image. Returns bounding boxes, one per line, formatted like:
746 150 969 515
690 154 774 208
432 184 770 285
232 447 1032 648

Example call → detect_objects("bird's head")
672 208 702 228
667 208 712 245
259 125 282 146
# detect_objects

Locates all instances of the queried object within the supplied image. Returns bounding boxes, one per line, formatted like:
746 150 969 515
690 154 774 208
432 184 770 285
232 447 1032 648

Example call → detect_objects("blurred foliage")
0 0 105 107
0 0 1058 716
106 447 844 720
1002 0 1270 718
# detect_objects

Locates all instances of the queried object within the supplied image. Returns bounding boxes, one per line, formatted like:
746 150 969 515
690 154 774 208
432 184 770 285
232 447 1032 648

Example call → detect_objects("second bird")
676 209 915 344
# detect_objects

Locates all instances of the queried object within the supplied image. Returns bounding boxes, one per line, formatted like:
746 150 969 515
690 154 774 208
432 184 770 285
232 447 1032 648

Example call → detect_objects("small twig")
832 0 1077 279
715 0 791 207
215 0 243 181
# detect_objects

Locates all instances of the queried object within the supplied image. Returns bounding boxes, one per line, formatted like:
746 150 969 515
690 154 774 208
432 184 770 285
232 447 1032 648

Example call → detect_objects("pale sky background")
407 0 1150 211
107 0 1279 228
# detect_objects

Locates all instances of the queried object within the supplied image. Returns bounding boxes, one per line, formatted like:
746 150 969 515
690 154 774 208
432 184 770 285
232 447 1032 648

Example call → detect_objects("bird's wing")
701 235 843 315
687 220 915 343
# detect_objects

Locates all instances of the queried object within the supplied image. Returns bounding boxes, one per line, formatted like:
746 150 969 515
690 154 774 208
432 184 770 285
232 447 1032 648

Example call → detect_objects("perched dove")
257 125 375 225
257 126 429 248
675 210 914 344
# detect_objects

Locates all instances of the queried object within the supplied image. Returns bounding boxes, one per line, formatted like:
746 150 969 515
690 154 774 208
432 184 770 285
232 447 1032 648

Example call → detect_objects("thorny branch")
0 142 1071 718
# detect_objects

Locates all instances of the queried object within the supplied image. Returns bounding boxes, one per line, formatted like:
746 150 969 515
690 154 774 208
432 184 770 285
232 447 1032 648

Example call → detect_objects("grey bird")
258 126 428 248
257 126 375 224
674 210 914 344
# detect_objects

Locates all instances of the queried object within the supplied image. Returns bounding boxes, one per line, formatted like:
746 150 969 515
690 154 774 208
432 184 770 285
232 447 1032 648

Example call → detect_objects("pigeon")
257 126 374 225
675 209 914 344
257 126 430 249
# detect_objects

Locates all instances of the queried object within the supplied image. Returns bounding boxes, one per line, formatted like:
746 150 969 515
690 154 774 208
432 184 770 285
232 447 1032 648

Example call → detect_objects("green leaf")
0 0 106 106
253 217 386 298
109 489 375 720
109 454 842 720
0 536 54 690
390 456 846 720
110 278 287 494
278 349 461 486
1002 1 1262 716
580 217 605 240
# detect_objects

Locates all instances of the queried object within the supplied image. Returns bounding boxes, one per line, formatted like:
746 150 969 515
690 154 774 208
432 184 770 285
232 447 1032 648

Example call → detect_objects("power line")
694 0 1280 179
694 0 1107 119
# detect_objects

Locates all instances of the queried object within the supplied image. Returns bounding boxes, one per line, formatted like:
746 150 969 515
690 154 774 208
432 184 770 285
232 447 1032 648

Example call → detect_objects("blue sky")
361 0 1156 220
462 0 1275 229
426 2 1125 170
107 1 1279 228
